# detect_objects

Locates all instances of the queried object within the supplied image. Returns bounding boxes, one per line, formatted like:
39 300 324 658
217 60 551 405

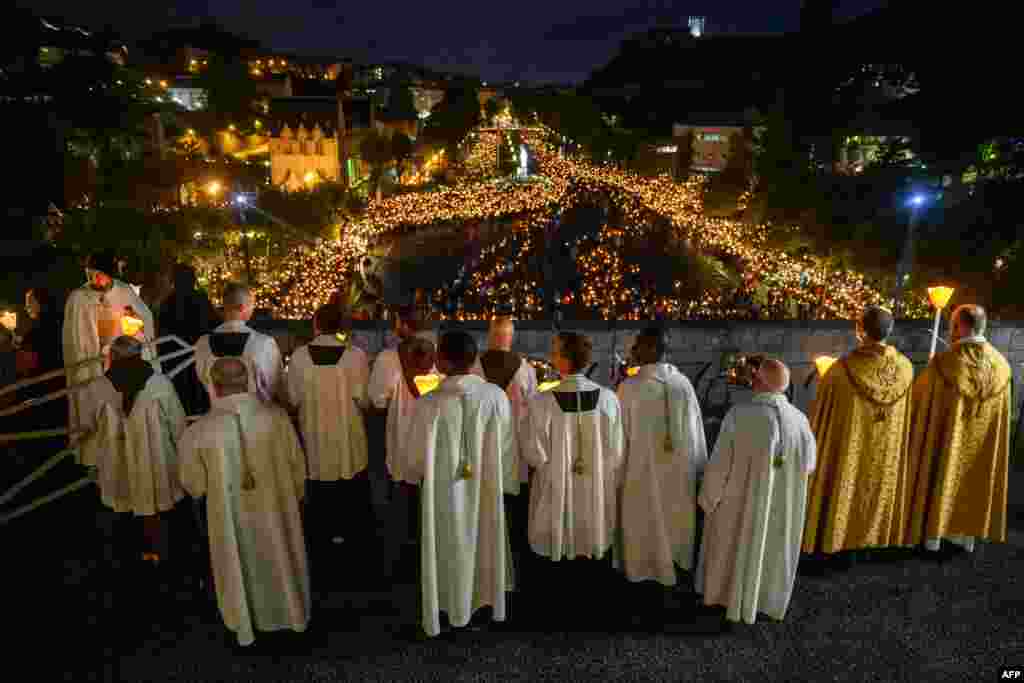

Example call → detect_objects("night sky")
21 0 886 84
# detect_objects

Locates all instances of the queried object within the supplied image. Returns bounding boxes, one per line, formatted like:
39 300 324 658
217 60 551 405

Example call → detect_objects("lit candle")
121 315 145 337
0 311 15 331
538 380 562 393
814 356 838 377
414 373 443 395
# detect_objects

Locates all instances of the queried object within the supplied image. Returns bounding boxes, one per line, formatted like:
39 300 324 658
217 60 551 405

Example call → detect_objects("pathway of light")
245 124 930 320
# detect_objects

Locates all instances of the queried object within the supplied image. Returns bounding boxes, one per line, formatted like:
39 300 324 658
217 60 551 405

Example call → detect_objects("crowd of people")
0 249 1010 652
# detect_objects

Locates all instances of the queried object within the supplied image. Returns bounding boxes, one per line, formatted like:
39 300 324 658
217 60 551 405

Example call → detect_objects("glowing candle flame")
0 311 16 331
815 356 838 377
121 316 144 337
538 380 562 392
414 373 443 395
927 286 954 309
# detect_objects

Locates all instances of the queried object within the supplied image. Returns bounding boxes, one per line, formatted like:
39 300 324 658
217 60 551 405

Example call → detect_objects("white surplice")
521 374 624 561
615 362 708 584
63 280 157 439
179 393 310 647
406 374 514 637
77 373 186 515
193 321 284 405
368 347 434 484
286 335 369 481
470 354 538 494
696 392 817 624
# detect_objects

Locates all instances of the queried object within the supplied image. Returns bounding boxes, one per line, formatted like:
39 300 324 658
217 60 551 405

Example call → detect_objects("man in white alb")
77 336 187 574
406 331 514 639
615 326 707 625
193 282 283 405
285 304 371 589
696 359 816 627
470 316 537 589
521 331 624 627
63 249 157 446
179 357 310 649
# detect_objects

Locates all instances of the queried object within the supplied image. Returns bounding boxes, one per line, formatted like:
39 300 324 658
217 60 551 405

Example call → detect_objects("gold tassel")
573 457 585 476
241 470 256 491
875 407 887 423
772 455 786 469
459 460 474 480
663 432 674 453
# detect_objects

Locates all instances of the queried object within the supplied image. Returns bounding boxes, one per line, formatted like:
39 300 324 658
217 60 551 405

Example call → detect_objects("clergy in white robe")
406 331 514 638
179 357 311 647
522 331 624 562
696 359 817 625
286 305 371 581
193 282 284 405
615 327 708 593
77 336 187 569
64 250 157 446
469 316 538 495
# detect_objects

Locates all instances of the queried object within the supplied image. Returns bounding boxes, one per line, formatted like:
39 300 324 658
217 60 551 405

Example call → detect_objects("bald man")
180 357 311 648
696 359 817 627
470 317 536 588
904 304 1011 556
193 283 284 405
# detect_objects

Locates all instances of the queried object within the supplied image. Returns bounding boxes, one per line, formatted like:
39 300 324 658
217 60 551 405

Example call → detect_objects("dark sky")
22 0 886 84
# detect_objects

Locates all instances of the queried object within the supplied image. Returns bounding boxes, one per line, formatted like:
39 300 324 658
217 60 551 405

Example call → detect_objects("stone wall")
254 319 1024 419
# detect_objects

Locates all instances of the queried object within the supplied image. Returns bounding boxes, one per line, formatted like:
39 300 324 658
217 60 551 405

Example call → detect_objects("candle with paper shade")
0 311 15 331
926 285 955 359
626 366 639 377
414 373 443 395
538 380 562 392
121 315 145 337
814 356 838 377
927 286 955 309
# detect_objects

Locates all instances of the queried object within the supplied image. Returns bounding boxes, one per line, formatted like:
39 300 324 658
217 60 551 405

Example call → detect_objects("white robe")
179 393 310 647
406 374 514 637
615 362 708 584
521 373 624 561
194 321 284 405
368 347 432 484
470 354 538 494
63 280 157 438
78 373 186 515
286 335 369 481
696 392 817 624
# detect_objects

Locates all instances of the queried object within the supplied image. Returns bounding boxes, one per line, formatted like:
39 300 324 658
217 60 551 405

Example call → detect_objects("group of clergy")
60 253 1012 647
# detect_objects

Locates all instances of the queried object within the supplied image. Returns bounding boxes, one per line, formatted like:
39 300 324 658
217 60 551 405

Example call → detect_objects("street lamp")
927 285 955 359
893 192 929 316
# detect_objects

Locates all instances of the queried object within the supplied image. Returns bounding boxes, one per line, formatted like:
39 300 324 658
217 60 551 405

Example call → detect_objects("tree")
675 129 695 181
359 130 396 201
484 98 501 125
391 132 414 180
194 54 261 135
423 84 482 156
381 83 419 123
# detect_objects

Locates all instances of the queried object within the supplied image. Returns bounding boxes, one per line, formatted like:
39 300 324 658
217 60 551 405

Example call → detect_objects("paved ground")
4 457 1024 682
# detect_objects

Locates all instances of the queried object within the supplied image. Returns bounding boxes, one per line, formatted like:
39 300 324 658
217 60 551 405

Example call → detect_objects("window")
700 133 723 142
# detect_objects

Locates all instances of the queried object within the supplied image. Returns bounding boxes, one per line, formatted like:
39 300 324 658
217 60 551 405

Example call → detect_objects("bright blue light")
234 195 248 206
909 194 926 207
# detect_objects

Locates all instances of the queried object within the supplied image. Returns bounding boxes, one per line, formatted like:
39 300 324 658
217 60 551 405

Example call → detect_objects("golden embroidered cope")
803 343 915 553
904 341 1011 545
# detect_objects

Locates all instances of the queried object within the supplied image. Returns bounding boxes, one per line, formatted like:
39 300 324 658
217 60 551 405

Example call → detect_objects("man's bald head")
753 358 790 394
952 304 987 342
488 316 515 350
211 357 249 397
